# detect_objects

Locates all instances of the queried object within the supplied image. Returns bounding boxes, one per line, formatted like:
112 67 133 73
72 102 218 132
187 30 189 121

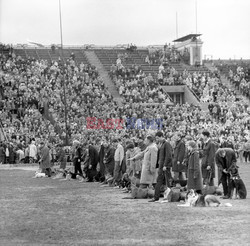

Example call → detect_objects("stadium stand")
0 44 249 166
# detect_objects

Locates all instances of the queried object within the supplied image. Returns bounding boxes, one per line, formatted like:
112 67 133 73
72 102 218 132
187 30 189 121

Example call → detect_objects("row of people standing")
69 130 231 201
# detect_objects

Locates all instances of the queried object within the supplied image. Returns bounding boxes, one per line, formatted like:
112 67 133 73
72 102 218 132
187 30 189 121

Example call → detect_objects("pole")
62 74 69 146
176 12 178 39
59 0 63 50
195 0 198 66
195 0 198 34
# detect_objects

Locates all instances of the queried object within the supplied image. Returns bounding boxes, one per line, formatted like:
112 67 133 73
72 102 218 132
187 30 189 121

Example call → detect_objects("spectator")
149 131 172 202
215 148 237 199
39 142 51 177
186 140 203 193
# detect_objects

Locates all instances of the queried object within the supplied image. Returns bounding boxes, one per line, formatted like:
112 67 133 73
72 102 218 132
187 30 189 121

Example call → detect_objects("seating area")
109 55 172 104
214 60 250 100
0 46 250 167
10 48 89 66
94 48 155 74
0 49 116 147
0 52 59 145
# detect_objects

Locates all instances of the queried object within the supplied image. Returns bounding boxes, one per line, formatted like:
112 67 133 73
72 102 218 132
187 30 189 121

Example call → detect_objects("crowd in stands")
0 48 249 180
215 61 250 100
0 52 58 146
126 44 137 52
228 65 250 100
0 48 117 146
110 56 172 104
0 43 13 53
145 44 182 65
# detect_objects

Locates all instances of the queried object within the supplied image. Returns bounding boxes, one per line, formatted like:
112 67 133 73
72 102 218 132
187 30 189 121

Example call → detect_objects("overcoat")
215 148 237 185
156 139 172 171
138 143 158 185
103 146 115 176
40 145 51 169
172 140 186 172
126 147 141 177
187 150 203 190
201 139 217 179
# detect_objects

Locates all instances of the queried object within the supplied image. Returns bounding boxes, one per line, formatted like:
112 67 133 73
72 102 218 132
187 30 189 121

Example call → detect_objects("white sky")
0 0 249 59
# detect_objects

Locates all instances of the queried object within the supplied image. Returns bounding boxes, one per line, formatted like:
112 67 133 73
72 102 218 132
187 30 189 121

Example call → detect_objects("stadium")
0 0 250 245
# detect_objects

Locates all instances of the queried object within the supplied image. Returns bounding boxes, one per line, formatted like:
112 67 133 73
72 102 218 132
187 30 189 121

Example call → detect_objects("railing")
187 86 200 102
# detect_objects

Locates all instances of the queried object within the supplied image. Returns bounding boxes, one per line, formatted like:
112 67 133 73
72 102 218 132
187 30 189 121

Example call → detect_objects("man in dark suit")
84 143 99 182
215 148 237 199
201 131 217 186
101 139 115 185
172 133 186 181
95 138 105 182
72 140 83 179
149 131 173 202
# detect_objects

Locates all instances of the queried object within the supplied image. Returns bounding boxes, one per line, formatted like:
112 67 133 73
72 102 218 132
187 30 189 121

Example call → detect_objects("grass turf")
0 162 250 245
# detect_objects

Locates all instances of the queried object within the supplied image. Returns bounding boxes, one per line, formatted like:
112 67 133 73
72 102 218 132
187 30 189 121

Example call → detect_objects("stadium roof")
173 34 202 42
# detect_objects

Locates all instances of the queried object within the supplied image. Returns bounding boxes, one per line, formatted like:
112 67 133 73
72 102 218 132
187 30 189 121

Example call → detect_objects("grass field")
0 163 250 246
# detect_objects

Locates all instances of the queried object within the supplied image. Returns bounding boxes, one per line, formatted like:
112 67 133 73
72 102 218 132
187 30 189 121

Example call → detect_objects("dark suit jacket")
201 139 217 179
98 144 105 175
40 146 50 169
103 146 115 175
172 140 186 172
89 145 99 169
156 139 172 171
215 148 237 184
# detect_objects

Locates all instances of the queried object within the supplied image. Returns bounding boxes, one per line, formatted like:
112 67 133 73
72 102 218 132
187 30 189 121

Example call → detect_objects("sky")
0 0 249 59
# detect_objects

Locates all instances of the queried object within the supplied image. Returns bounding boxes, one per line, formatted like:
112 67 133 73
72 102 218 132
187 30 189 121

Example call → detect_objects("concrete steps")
84 50 123 105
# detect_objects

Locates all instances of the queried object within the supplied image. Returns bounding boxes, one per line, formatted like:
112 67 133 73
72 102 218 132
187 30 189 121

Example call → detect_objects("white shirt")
114 143 124 164
29 143 37 158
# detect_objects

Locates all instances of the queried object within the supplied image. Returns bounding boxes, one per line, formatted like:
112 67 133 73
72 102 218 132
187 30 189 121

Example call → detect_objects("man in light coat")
112 138 124 188
29 139 37 163
129 135 158 188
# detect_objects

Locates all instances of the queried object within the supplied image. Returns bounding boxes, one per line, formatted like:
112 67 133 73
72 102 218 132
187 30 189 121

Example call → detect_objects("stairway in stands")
205 62 250 105
220 75 250 103
84 50 123 105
